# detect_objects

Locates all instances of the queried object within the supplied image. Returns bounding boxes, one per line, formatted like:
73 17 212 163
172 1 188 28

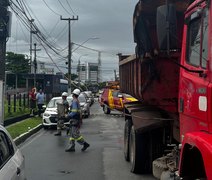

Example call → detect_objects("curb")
14 124 43 146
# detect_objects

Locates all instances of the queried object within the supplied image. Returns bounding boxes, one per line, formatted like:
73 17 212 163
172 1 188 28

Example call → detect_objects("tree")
5 52 30 88
6 52 30 73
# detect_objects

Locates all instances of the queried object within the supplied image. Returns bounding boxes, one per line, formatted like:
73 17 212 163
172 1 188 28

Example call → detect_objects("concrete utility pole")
114 70 117 81
97 51 101 83
29 19 35 73
0 0 10 125
78 59 80 87
32 43 41 88
60 15 78 95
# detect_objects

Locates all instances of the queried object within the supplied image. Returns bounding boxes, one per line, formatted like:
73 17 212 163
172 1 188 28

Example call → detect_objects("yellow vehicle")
100 87 137 114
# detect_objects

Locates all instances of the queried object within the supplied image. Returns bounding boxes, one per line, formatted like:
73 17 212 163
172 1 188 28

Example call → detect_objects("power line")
58 0 73 16
66 0 77 15
42 0 61 16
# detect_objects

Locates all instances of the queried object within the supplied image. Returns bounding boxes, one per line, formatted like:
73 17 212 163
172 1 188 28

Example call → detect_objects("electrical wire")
42 0 61 16
57 0 73 16
66 0 77 15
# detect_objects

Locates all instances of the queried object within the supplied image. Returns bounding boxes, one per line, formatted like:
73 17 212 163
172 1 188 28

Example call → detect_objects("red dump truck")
119 0 212 179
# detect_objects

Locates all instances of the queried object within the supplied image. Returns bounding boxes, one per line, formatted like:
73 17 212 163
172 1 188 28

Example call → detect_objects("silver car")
77 93 90 118
83 91 94 106
0 125 26 180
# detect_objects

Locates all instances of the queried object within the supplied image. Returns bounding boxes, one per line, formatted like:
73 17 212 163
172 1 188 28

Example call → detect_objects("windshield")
47 98 73 108
84 92 92 97
78 95 86 103
124 94 133 98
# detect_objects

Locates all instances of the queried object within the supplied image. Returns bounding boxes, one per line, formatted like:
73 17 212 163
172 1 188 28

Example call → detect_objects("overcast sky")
7 0 138 81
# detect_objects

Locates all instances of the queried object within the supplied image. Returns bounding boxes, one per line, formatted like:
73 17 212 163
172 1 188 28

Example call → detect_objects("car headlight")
43 113 51 117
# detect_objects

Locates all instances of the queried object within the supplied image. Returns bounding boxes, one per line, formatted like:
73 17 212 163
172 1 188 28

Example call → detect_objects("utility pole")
97 51 101 83
60 15 78 95
78 59 80 88
114 70 117 81
32 43 41 88
29 19 35 73
0 0 10 125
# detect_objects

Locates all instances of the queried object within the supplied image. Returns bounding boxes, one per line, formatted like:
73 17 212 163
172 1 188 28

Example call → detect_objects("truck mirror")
157 4 177 51
185 8 203 24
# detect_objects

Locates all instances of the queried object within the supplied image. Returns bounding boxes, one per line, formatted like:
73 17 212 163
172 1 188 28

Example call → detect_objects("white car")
0 125 26 180
42 96 73 129
43 94 91 129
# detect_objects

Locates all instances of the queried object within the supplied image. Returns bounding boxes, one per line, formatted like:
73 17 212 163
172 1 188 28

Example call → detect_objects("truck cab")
179 1 212 178
119 0 212 179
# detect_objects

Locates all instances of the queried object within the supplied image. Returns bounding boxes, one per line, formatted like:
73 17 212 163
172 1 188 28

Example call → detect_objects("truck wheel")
103 105 111 114
124 119 132 161
129 126 151 174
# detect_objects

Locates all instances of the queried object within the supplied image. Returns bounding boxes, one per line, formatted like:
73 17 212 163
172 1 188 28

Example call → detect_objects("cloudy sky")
7 0 138 81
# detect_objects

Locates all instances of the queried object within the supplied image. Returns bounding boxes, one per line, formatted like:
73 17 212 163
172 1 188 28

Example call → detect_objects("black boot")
54 132 61 136
81 142 90 151
65 145 75 152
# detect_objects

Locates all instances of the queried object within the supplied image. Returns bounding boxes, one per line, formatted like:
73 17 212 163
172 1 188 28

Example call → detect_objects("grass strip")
6 117 42 139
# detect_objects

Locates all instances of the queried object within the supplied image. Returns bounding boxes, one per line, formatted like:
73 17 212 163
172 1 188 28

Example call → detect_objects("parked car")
84 91 94 106
42 96 73 129
77 93 90 118
0 125 26 180
42 93 90 129
80 92 91 106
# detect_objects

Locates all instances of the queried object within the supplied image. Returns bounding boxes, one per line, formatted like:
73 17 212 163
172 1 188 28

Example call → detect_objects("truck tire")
124 119 132 161
130 126 151 174
130 125 165 174
103 105 111 114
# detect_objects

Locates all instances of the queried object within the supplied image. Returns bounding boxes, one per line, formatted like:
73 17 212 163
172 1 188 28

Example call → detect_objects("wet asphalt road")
20 101 155 180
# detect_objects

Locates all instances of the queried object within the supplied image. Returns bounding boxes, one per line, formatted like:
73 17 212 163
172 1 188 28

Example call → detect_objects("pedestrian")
36 89 45 117
29 87 36 116
54 92 69 136
65 89 90 152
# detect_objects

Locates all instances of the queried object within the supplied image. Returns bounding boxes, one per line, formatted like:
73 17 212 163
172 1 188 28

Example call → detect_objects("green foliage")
6 52 30 74
6 118 42 139
98 82 107 89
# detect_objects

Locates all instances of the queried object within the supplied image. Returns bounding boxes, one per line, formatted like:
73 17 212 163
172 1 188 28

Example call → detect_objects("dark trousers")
37 104 44 117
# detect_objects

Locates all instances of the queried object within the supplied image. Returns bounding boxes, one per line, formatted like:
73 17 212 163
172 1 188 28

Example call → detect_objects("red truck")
119 0 212 179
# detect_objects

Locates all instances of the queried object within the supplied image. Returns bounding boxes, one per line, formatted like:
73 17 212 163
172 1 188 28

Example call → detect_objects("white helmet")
72 89 80 96
62 92 68 97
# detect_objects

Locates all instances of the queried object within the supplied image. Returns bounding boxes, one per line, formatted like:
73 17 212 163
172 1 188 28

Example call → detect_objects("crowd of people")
29 87 45 117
